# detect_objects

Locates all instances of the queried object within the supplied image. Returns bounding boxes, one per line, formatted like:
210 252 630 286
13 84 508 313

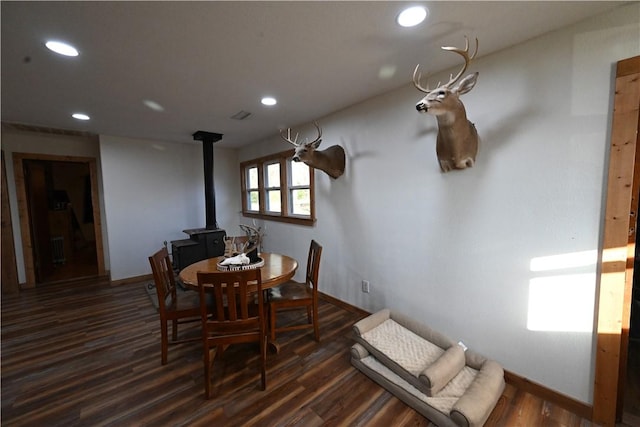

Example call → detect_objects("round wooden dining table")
178 252 298 289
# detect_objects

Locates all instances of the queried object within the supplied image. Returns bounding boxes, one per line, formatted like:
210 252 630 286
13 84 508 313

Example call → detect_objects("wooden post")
1 151 19 293
593 55 640 425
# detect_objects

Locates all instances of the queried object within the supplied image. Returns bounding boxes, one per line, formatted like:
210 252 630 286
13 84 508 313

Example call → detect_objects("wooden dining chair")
197 268 267 398
148 247 201 365
269 240 322 343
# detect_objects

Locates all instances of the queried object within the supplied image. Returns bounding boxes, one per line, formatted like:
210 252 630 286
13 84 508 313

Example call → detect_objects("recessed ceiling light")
45 40 79 57
397 6 428 27
72 113 90 121
143 99 164 112
261 96 277 106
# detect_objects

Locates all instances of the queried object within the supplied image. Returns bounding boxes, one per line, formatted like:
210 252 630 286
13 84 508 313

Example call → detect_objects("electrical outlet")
361 280 370 293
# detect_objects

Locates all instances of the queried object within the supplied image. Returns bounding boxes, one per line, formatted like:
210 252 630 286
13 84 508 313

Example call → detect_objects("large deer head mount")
280 121 345 179
414 36 479 172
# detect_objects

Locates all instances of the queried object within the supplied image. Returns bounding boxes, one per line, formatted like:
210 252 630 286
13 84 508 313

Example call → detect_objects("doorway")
623 208 640 422
25 159 97 283
13 153 106 287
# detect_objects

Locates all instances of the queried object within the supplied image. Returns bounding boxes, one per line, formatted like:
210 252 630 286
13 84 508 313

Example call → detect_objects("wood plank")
593 56 640 426
1 151 19 294
617 56 640 78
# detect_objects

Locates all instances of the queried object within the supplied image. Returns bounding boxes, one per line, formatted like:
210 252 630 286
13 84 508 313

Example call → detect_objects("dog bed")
351 309 505 427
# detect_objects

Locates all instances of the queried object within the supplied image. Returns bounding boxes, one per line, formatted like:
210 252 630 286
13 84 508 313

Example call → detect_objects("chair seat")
269 281 312 301
166 291 201 313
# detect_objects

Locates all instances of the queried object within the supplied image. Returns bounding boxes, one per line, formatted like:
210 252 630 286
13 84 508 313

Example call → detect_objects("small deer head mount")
414 36 479 172
280 121 346 179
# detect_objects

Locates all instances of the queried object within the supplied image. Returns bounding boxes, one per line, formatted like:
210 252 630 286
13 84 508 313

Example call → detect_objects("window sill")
242 212 316 226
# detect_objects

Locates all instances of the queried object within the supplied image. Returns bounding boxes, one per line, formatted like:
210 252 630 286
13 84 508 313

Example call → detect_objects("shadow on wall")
315 133 383 307
414 121 439 141
477 105 539 155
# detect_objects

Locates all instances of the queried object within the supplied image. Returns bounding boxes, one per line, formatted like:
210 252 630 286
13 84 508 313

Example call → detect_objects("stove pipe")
192 130 223 230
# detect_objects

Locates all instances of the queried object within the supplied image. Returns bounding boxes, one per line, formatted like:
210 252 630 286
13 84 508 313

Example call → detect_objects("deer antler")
413 65 441 94
280 128 300 146
310 121 322 144
413 36 478 92
442 36 479 87
280 122 322 146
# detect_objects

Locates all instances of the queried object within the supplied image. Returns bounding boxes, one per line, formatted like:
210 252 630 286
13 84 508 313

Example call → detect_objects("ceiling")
1 1 626 148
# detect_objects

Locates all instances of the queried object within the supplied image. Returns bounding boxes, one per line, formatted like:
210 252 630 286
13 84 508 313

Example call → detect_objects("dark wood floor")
0 277 633 426
40 244 98 284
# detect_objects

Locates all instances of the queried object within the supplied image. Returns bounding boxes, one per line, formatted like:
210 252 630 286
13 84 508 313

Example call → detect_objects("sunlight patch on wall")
530 250 597 272
527 273 596 332
528 249 600 332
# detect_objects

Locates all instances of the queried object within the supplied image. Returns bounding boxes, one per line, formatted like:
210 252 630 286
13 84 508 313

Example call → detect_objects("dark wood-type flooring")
1 277 636 426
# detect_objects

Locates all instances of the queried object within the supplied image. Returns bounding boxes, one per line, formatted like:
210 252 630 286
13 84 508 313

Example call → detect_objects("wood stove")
171 131 227 271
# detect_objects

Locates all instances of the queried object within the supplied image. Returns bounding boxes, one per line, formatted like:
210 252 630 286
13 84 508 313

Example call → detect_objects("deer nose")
416 102 427 112
292 156 300 162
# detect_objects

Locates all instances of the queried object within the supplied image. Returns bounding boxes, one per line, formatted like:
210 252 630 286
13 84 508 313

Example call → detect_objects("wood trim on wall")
503 371 592 420
618 73 640 419
12 152 106 288
1 151 20 294
319 292 370 317
111 273 152 287
593 55 640 425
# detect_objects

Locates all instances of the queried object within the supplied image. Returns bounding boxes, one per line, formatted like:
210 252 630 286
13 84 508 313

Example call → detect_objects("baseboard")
317 293 594 421
319 292 370 317
20 274 111 289
111 274 152 286
502 370 593 420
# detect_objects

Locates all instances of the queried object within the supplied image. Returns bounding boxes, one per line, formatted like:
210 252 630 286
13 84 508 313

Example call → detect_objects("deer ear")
453 72 478 95
311 139 322 149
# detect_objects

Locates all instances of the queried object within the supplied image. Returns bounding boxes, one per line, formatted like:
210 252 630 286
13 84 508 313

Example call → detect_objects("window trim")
240 149 316 226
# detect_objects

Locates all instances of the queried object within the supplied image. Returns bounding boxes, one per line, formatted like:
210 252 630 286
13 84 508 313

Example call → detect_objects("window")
265 162 281 213
246 165 260 212
241 149 315 225
290 161 310 216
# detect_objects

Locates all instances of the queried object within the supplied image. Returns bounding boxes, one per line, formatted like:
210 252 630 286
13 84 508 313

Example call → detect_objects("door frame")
1 151 19 294
13 152 106 288
593 55 640 425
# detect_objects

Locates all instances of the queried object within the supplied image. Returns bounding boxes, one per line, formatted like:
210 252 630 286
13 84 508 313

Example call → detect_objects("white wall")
239 4 640 403
99 135 241 281
1 129 104 283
